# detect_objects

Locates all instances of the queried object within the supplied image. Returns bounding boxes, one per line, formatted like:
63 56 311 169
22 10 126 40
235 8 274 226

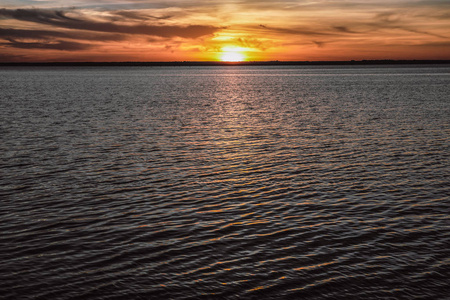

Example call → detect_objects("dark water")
1 65 449 299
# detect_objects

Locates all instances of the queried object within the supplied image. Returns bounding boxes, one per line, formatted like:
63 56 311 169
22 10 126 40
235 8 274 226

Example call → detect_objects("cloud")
234 37 268 50
312 40 326 48
3 38 93 51
367 12 448 39
332 26 359 34
0 27 126 42
0 8 220 38
404 28 447 39
109 10 173 21
257 24 331 36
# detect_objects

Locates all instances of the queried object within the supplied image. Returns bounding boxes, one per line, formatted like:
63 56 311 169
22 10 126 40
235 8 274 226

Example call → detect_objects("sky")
0 0 449 62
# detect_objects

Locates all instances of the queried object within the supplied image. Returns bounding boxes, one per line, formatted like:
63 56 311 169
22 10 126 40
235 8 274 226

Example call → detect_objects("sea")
0 65 448 299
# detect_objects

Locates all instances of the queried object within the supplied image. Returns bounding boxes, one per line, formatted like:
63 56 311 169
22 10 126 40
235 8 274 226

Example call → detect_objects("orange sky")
0 0 449 62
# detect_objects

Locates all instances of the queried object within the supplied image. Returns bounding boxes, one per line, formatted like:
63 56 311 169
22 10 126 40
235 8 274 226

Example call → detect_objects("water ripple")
1 65 449 299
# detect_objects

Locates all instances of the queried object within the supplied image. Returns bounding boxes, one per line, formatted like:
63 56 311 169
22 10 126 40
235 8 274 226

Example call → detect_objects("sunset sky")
1 0 449 62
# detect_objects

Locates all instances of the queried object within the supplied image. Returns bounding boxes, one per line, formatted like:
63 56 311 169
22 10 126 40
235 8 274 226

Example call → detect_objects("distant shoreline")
1 60 449 67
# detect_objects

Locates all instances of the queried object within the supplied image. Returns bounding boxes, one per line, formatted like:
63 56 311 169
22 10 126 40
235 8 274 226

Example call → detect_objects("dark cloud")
257 24 330 36
332 26 358 34
405 28 447 39
110 10 173 21
0 28 126 42
0 8 220 38
312 40 326 48
3 38 93 51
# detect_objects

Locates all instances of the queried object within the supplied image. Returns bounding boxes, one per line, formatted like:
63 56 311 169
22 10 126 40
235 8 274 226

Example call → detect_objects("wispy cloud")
0 27 126 42
257 24 331 37
108 10 173 21
0 8 220 38
3 38 92 51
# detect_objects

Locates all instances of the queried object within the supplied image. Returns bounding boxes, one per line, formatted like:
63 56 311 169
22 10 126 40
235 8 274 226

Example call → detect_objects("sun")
219 46 247 62
221 51 245 62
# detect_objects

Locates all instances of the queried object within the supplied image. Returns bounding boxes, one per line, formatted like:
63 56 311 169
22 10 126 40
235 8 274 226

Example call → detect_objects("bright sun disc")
221 51 245 62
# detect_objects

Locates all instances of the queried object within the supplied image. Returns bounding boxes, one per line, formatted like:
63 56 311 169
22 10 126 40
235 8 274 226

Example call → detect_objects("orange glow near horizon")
0 1 449 62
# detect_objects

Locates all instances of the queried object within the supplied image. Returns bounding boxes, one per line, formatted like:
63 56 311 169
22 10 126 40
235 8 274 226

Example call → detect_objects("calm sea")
1 65 449 299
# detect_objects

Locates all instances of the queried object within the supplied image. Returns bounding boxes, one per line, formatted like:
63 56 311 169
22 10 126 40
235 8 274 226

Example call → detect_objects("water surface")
1 65 449 299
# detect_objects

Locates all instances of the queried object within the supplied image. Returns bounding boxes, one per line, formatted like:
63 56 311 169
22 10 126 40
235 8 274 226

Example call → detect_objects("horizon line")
1 59 450 66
